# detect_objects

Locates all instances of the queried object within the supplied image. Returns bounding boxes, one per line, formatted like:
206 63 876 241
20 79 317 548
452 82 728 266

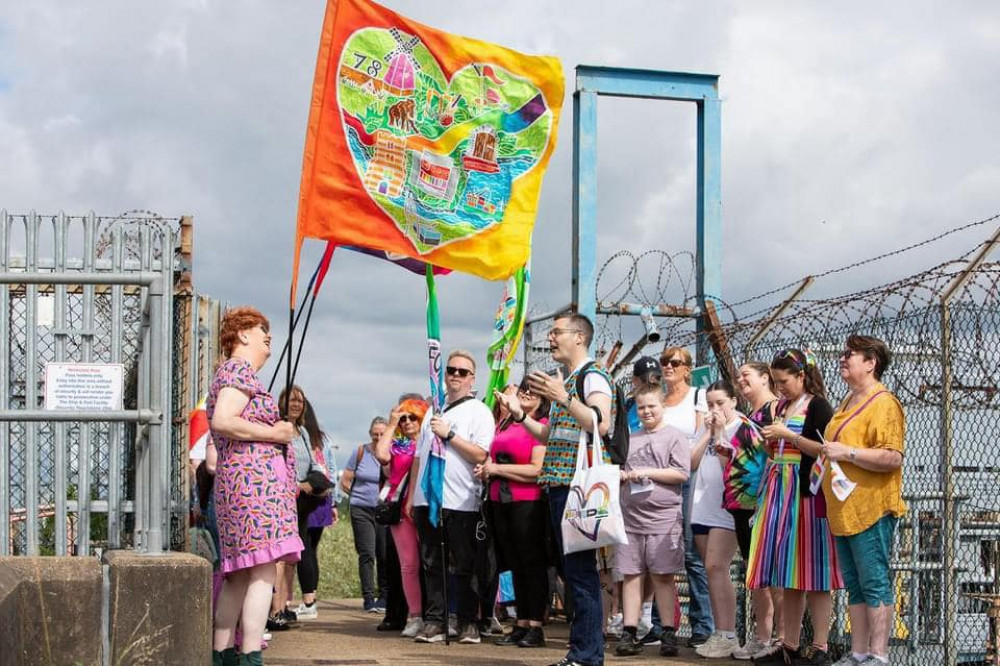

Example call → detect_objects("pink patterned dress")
208 357 302 574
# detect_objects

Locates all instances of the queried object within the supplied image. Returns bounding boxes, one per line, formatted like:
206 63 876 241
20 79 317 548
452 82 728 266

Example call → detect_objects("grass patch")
298 500 363 599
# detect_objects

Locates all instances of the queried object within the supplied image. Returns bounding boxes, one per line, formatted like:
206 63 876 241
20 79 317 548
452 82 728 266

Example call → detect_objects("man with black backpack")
496 312 617 666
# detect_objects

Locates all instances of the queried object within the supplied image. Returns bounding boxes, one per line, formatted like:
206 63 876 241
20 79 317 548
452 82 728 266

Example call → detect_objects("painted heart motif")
566 481 612 542
336 27 553 254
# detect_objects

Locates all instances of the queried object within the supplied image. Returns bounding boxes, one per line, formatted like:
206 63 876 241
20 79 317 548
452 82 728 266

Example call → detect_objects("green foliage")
300 500 363 599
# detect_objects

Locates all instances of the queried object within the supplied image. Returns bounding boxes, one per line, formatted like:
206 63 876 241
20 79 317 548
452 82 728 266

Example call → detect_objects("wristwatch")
444 429 456 443
849 449 857 463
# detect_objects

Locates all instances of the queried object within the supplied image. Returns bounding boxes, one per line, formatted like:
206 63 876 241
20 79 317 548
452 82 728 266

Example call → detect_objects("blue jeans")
549 485 604 666
835 514 898 607
683 479 714 637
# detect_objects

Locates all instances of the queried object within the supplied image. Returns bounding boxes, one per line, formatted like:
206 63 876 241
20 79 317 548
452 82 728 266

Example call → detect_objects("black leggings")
492 499 550 622
297 521 324 595
728 508 753 561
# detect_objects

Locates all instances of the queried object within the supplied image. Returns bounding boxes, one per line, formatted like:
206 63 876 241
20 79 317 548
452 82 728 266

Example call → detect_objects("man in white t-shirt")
406 349 495 645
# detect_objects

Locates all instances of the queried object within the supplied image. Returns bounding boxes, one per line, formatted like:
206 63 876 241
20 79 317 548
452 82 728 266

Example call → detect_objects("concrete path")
264 599 742 665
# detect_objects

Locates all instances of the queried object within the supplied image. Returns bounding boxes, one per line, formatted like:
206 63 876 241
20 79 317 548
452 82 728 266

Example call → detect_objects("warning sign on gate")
44 363 124 411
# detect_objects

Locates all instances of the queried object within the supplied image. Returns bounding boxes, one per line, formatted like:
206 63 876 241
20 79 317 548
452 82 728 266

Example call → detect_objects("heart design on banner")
566 481 612 542
336 27 554 254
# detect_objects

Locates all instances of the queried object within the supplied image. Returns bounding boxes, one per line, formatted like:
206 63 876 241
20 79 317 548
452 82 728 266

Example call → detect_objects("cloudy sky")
2 1 998 463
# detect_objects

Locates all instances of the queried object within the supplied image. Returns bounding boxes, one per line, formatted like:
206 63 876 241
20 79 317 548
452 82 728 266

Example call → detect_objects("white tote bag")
561 408 629 554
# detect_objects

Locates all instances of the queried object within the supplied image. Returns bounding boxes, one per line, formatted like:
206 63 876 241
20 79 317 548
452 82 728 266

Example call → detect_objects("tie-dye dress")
745 394 843 591
208 357 303 574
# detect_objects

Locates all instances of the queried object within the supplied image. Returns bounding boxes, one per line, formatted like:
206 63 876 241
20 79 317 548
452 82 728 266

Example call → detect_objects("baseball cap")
633 356 661 380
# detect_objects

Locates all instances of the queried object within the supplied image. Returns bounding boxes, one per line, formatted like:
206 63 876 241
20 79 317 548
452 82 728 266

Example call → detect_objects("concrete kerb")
103 550 212 666
0 552 211 666
0 556 103 666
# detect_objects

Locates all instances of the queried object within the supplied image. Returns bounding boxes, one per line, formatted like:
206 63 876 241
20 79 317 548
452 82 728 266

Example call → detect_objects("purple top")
621 424 690 534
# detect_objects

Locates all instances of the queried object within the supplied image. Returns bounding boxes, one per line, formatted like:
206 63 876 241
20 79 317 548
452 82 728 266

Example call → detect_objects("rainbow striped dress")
745 396 843 591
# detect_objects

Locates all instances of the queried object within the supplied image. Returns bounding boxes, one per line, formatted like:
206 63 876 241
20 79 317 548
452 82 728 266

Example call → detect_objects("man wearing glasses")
408 350 496 645
496 313 615 666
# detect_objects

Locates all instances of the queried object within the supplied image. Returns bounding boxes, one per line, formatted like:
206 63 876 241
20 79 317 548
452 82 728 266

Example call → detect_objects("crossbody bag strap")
831 390 889 441
443 395 475 414
391 471 410 502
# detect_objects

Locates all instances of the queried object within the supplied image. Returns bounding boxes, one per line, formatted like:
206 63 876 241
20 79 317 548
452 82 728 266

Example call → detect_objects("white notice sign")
44 363 124 411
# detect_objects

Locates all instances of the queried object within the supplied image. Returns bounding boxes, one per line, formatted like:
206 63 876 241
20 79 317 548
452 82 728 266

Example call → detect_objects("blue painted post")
696 96 723 363
572 89 599 326
572 66 721 361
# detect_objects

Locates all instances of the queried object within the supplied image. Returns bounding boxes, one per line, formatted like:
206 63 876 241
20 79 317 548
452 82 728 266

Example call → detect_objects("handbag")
561 407 629 554
375 471 409 526
297 437 331 514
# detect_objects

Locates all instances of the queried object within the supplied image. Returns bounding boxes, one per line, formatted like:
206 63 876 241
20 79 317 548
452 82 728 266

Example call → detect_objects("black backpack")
574 361 630 466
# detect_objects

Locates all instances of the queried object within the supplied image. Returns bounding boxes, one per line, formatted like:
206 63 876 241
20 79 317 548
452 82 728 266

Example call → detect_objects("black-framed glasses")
398 414 419 423
446 366 473 378
660 358 687 368
839 349 860 360
547 327 582 338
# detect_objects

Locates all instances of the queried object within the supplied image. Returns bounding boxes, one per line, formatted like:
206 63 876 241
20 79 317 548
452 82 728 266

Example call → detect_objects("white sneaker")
262 631 272 642
695 632 739 659
485 616 503 635
606 612 623 638
447 615 459 638
401 617 424 638
293 602 318 620
832 655 869 666
733 636 768 660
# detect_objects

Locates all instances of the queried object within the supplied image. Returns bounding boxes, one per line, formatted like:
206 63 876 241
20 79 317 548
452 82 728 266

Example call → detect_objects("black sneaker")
755 644 799 665
495 625 528 646
639 629 661 646
614 632 644 656
659 627 679 657
265 614 290 632
688 632 711 647
517 626 546 648
548 659 585 666
414 622 446 643
376 618 403 631
280 608 298 623
458 623 481 644
792 645 831 666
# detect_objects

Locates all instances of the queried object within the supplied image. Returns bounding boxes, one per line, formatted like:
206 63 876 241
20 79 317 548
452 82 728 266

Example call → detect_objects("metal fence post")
939 225 1000 665
940 298 957 666
144 275 166 553
0 210 9 555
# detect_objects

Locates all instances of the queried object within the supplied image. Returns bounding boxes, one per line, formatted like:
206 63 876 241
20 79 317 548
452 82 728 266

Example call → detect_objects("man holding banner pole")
406 350 495 645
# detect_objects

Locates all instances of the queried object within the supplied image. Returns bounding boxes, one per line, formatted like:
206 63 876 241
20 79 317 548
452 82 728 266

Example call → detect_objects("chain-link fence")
523 217 1000 664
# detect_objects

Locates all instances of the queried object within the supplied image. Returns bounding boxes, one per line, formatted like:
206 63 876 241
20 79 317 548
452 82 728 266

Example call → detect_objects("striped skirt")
746 455 843 591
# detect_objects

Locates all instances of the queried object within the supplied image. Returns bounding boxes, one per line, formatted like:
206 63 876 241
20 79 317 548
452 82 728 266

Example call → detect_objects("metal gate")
1 211 181 555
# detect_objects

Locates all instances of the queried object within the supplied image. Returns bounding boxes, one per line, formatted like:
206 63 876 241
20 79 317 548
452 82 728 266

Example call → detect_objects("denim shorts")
834 514 898 607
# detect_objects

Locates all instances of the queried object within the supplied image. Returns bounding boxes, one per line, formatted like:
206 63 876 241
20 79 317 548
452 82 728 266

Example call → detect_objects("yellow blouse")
822 382 907 537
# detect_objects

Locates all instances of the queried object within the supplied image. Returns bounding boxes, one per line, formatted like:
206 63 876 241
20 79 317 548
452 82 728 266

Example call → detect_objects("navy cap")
633 356 661 379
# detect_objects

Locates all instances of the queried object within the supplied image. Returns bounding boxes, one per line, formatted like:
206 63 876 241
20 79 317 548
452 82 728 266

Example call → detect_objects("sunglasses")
840 349 860 360
398 414 419 423
660 358 687 368
446 366 474 378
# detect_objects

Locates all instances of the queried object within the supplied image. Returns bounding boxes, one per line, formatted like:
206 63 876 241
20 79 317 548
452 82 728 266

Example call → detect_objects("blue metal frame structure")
572 66 722 355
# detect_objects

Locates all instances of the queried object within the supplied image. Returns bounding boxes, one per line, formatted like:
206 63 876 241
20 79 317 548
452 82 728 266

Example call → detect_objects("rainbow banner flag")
292 0 564 301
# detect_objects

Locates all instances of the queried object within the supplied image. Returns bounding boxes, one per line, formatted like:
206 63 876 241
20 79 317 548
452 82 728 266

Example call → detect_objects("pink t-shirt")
489 419 547 502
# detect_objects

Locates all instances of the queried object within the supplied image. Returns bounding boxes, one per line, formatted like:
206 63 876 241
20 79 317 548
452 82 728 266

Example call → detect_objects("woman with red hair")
374 397 429 639
209 307 300 666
